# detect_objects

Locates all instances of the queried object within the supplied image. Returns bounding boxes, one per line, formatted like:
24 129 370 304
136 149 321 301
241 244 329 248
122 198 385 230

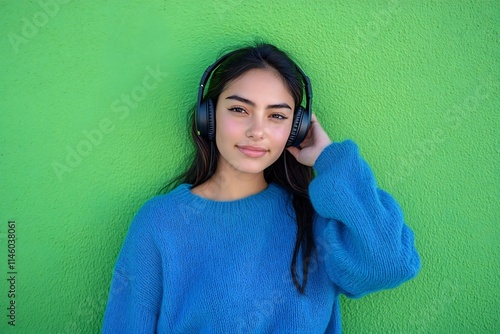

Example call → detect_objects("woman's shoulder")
143 183 192 208
129 184 193 226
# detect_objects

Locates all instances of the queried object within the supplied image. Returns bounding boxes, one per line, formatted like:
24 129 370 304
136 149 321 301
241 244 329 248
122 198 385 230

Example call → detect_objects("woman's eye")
228 107 246 114
271 113 288 120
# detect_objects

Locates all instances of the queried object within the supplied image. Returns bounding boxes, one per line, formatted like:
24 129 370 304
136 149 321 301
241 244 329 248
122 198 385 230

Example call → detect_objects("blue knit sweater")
102 140 420 333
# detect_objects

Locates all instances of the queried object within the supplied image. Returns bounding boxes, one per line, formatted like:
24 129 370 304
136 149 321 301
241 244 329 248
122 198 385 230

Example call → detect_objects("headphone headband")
196 54 231 127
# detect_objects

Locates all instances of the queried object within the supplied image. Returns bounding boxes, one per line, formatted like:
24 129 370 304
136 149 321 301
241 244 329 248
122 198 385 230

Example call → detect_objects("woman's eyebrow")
225 95 292 110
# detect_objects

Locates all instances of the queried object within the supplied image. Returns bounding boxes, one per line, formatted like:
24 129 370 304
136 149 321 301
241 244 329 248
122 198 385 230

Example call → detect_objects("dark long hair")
161 43 315 294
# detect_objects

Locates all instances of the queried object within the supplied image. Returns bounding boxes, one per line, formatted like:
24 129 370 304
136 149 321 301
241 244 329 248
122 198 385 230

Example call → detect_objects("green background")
1 0 498 333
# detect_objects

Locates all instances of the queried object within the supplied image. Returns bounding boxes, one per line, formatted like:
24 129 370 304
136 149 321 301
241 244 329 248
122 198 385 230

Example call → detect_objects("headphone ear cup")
287 107 304 147
197 99 207 138
286 106 311 148
197 99 216 141
206 99 215 141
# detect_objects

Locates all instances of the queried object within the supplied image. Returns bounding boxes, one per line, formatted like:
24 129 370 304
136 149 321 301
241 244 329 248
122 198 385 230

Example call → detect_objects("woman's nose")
246 117 265 140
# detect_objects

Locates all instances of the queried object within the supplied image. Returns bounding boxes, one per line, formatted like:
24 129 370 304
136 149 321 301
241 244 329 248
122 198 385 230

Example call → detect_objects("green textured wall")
0 0 498 333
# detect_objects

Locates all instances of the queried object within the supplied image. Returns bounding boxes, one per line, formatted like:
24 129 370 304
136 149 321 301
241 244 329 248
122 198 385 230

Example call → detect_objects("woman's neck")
191 168 268 201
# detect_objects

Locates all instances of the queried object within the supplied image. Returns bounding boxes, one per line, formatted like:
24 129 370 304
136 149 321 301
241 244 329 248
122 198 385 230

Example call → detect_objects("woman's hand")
286 114 333 167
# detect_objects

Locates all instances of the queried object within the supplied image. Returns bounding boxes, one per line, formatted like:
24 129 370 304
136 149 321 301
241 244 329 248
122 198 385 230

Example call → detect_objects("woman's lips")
237 145 268 158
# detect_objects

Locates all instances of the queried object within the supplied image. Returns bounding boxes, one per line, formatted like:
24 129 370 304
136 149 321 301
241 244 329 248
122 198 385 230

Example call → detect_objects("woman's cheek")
272 123 292 146
218 116 243 139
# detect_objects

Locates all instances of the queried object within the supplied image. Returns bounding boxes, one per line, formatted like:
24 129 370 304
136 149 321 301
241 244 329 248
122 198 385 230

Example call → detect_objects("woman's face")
214 68 295 176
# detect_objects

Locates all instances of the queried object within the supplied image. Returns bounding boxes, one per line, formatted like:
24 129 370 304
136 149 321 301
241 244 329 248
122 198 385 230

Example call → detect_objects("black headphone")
196 53 312 148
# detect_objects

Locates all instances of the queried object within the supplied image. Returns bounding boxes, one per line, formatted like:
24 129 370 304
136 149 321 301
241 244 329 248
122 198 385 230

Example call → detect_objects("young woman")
102 43 420 333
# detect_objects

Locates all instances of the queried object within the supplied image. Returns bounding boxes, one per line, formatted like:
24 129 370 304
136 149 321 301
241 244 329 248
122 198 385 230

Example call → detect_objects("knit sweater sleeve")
102 198 163 333
310 140 421 299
